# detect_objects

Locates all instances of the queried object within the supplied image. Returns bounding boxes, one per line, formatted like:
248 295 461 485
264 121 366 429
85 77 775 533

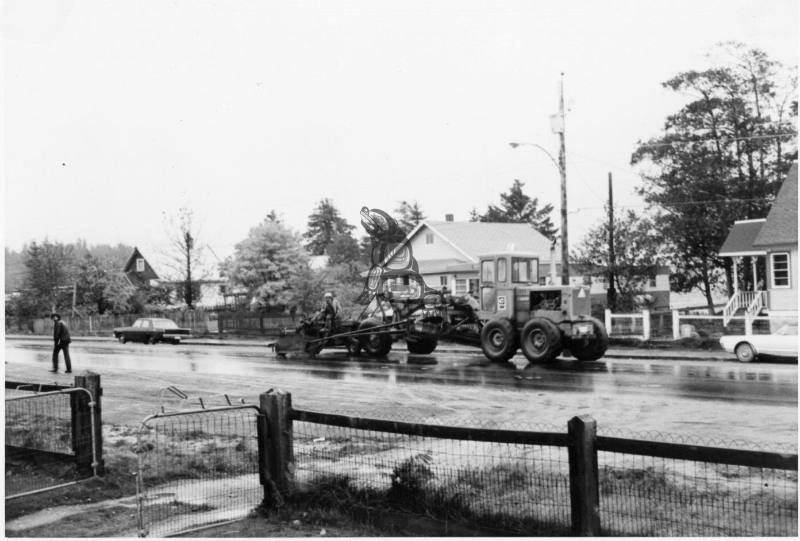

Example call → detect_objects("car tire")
480 318 518 363
149 335 160 345
119 334 127 344
735 342 757 363
520 318 562 363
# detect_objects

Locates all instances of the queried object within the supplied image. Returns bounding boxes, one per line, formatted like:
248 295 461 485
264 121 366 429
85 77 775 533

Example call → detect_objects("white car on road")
719 324 798 362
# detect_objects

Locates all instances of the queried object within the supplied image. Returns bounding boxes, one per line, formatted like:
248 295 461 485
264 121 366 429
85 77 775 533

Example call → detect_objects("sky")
3 0 798 278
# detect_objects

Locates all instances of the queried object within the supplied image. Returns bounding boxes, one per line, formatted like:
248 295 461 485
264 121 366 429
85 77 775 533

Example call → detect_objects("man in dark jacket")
51 313 72 373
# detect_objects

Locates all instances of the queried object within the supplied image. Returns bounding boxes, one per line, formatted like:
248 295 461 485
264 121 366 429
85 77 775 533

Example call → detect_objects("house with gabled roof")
719 163 798 329
122 247 160 288
384 218 669 309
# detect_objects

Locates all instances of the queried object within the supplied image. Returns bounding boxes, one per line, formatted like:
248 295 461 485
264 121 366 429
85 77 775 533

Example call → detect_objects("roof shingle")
719 220 767 256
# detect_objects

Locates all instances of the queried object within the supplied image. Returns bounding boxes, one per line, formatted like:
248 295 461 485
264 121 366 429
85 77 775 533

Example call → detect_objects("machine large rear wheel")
406 335 438 354
568 317 609 361
480 319 518 362
358 319 392 357
520 318 562 363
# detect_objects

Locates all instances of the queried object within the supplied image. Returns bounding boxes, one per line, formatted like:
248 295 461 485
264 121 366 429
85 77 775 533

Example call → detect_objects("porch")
719 219 769 329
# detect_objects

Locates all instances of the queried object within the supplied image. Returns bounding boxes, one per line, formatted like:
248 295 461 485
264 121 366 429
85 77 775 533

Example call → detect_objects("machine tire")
735 342 757 363
568 317 609 361
480 319 518 362
346 337 362 356
358 319 392 357
520 318 562 363
406 336 438 354
305 340 323 356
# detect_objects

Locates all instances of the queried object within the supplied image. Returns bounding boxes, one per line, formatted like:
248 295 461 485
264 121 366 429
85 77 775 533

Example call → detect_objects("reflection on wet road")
6 340 797 406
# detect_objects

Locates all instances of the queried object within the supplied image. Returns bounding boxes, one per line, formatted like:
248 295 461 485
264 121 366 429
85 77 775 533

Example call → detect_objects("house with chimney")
383 216 670 310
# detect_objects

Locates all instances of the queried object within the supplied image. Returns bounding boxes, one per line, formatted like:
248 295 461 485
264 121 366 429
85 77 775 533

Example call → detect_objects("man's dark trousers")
52 343 72 372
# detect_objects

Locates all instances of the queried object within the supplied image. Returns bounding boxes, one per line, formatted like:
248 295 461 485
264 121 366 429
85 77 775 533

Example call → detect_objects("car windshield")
153 319 179 329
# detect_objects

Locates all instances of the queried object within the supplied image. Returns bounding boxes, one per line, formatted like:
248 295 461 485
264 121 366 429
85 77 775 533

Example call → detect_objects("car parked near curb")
113 318 191 345
719 324 798 363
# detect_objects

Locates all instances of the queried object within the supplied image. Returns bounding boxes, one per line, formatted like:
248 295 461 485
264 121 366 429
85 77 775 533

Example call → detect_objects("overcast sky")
3 0 798 276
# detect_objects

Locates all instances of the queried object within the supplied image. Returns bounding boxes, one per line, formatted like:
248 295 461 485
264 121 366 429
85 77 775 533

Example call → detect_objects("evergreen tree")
304 199 355 256
471 179 557 241
394 200 426 233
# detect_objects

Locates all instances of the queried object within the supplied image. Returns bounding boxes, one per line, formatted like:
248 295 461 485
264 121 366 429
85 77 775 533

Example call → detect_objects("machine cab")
479 253 539 317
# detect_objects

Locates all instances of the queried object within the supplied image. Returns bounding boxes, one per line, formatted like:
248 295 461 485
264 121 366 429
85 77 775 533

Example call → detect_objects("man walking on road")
51 313 72 373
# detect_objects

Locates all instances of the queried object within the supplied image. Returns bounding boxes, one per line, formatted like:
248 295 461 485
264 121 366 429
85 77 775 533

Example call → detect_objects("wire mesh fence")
597 451 797 536
291 416 572 536
135 406 262 537
5 388 95 499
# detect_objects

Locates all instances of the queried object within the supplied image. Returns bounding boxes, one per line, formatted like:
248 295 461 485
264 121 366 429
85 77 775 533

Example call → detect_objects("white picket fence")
605 309 795 340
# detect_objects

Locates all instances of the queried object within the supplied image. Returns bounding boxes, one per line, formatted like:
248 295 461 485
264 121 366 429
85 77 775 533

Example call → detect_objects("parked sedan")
113 318 191 345
719 324 798 363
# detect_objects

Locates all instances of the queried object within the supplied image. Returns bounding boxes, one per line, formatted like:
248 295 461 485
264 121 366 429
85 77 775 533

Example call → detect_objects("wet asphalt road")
5 339 797 406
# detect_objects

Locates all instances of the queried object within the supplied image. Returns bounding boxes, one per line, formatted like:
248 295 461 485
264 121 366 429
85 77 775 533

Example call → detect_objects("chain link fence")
135 405 262 537
5 387 98 499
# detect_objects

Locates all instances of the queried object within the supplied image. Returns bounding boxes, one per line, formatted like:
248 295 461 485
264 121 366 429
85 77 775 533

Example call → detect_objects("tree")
631 42 797 313
572 210 666 311
471 179 557 240
74 254 135 314
222 217 310 307
394 200 426 233
304 199 355 256
22 240 76 314
162 207 206 309
326 232 362 272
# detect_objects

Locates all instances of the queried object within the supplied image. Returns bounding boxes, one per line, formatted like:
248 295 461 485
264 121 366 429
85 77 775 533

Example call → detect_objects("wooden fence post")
604 309 612 335
72 372 104 475
672 310 680 340
258 390 293 506
568 415 600 536
642 309 651 340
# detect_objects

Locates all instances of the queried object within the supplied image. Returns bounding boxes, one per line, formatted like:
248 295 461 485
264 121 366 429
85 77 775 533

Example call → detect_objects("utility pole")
607 173 617 311
557 73 569 286
185 231 194 309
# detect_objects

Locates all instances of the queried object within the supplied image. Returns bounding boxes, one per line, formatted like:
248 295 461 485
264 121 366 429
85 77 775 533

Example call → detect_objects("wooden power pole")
558 73 569 286
607 172 617 311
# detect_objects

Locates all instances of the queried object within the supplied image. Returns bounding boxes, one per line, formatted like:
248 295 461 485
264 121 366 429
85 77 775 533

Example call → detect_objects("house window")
136 258 145 272
425 233 434 244
455 279 467 295
439 276 448 287
771 252 790 288
649 277 657 288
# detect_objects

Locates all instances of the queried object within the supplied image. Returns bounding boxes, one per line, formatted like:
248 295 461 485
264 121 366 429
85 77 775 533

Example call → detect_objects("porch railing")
722 291 758 326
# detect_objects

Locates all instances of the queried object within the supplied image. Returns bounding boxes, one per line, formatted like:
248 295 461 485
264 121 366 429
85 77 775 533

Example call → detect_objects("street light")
509 141 569 286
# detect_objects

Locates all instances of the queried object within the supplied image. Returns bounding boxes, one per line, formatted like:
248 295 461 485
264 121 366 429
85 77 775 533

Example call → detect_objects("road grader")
274 252 608 363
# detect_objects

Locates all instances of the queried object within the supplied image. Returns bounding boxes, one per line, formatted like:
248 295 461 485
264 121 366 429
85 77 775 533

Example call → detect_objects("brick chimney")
445 214 454 222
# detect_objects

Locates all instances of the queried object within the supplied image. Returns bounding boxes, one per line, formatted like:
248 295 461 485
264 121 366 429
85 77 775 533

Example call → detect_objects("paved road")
4 339 797 448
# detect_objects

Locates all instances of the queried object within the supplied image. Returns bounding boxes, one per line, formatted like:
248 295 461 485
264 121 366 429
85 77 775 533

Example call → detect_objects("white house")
719 163 798 330
387 219 556 296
